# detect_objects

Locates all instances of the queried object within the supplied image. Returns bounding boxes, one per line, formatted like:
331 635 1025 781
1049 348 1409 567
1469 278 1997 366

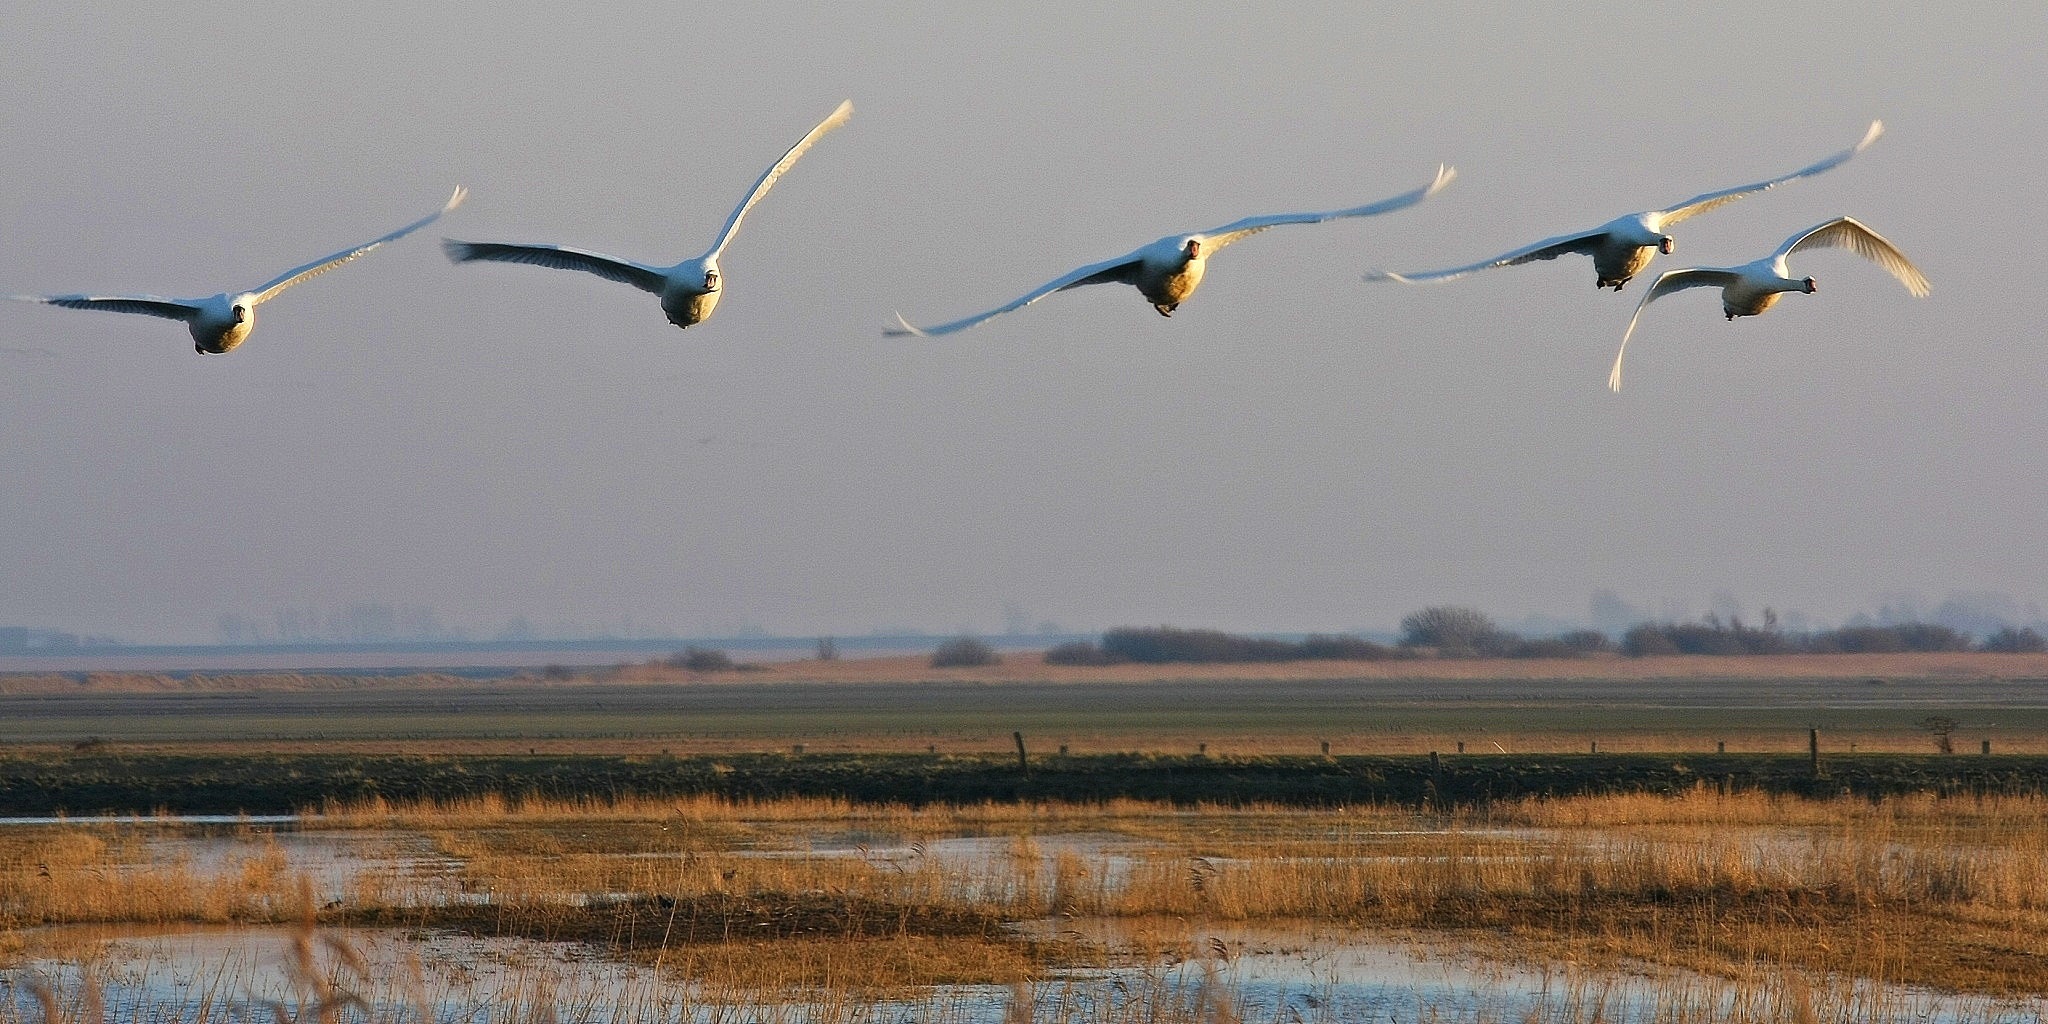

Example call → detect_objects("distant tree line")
1047 627 1411 665
1041 608 2047 666
1620 613 2046 656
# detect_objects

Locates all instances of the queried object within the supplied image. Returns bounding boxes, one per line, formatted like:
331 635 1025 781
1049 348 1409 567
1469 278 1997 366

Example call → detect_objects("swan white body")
1368 121 1883 291
887 165 1455 337
1608 216 1930 391
9 188 466 354
445 100 852 329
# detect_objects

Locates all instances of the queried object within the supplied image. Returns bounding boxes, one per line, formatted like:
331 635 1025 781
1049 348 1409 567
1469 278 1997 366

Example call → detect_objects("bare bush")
1980 627 2047 653
1623 617 1973 657
669 646 737 672
1398 606 1517 657
1042 640 1121 666
1296 634 1400 661
1621 624 1681 656
930 636 1002 668
1102 627 1295 664
1555 629 1615 654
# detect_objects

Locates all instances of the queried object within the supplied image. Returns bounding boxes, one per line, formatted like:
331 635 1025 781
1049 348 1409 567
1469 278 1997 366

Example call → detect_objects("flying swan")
444 100 852 329
1367 121 1883 291
1607 216 1930 391
887 165 1455 337
10 188 467 354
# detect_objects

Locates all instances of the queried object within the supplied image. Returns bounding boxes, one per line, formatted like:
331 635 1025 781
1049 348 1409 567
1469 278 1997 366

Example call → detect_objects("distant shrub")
1623 617 1973 657
1075 627 1408 665
1101 627 1296 664
1662 622 1749 656
1556 629 1615 654
1621 624 1681 657
1980 627 2047 653
1920 715 1959 755
1296 634 1400 661
1885 623 1971 653
931 636 1002 668
669 646 737 672
815 637 839 661
1043 640 1122 666
1813 626 1906 654
1397 606 1519 657
1506 637 1587 659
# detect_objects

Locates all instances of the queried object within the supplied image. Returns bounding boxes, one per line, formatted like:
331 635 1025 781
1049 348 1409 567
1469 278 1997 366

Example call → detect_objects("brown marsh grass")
9 788 2048 996
0 827 310 928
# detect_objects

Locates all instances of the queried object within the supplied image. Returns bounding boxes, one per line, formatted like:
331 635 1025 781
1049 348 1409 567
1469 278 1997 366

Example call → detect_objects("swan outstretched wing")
1200 165 1454 251
885 254 1143 337
10 294 202 321
1609 268 1740 391
1651 121 1882 228
1775 216 1930 297
443 239 670 294
705 100 853 261
251 187 467 303
1366 226 1612 284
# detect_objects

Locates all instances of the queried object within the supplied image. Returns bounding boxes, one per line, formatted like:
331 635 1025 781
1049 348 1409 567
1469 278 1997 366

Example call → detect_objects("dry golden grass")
0 827 311 927
11 788 2048 996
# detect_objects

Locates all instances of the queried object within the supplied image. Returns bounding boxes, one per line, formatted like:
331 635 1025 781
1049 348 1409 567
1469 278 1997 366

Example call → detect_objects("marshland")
8 656 2048 1022
7 789 2048 1022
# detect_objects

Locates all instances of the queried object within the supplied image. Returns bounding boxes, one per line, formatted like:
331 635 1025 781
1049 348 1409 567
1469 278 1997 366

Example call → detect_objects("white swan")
1607 216 1930 391
887 165 1455 337
445 100 851 329
1368 121 1883 291
9 188 466 354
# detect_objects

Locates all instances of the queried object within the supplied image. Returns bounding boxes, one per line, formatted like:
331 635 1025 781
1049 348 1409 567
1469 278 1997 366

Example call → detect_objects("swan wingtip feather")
884 312 929 338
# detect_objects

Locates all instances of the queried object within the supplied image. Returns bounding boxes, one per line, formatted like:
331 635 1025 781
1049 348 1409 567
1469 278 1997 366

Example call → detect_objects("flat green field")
6 669 2047 755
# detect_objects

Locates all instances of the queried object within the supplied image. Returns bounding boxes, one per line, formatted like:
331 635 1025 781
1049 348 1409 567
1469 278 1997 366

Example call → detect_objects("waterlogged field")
6 790 2048 1023
6 658 2048 1021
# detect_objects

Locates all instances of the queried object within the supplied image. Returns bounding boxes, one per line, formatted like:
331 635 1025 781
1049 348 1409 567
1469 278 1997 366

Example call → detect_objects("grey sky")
2 2 2041 642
